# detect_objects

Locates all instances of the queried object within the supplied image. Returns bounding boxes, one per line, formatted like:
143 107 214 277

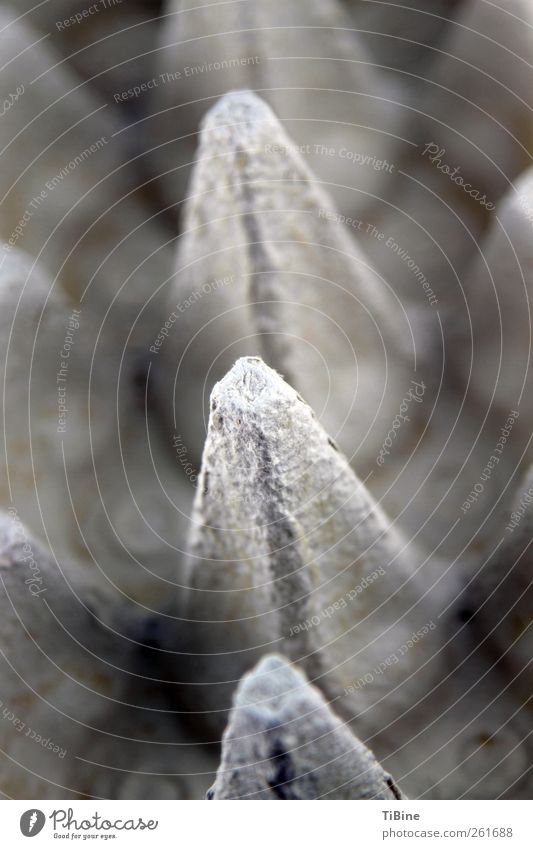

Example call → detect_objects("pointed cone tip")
202 89 276 133
211 356 296 410
245 653 293 680
235 654 308 709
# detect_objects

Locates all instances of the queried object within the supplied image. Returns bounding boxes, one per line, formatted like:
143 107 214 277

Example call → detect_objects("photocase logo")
20 810 46 837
